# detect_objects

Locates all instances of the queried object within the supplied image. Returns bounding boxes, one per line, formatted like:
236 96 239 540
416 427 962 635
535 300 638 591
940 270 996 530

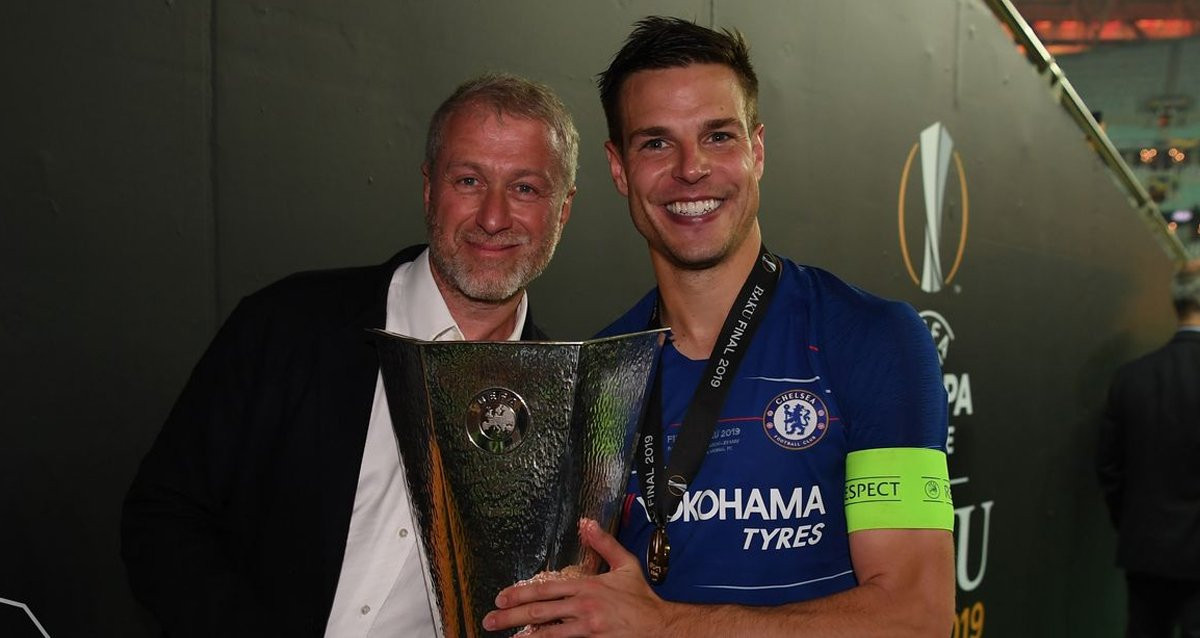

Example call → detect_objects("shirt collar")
387 248 528 342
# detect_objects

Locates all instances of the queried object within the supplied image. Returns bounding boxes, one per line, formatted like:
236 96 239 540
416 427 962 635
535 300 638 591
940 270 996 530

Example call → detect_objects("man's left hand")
483 518 675 637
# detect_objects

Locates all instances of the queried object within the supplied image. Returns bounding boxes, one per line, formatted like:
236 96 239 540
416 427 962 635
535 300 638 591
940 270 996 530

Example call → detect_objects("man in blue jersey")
485 17 954 636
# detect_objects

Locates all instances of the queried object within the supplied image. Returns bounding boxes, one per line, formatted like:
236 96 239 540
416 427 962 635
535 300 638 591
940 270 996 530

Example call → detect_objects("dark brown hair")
597 16 759 148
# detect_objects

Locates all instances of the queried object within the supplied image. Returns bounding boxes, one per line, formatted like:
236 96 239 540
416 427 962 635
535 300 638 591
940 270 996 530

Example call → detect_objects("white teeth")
665 199 721 216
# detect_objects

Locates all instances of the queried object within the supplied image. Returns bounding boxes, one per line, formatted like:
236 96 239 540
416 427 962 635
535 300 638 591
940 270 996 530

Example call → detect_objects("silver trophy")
371 329 665 637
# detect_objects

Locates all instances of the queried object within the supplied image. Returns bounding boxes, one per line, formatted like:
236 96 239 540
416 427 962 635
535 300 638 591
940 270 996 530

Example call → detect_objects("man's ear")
751 123 765 180
421 162 432 210
604 140 629 197
558 186 576 228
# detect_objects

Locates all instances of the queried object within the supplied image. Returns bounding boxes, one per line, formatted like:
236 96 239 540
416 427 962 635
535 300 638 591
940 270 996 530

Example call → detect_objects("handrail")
981 0 1190 264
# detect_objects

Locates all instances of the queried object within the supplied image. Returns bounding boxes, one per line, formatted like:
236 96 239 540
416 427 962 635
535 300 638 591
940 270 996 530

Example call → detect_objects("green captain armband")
844 447 954 532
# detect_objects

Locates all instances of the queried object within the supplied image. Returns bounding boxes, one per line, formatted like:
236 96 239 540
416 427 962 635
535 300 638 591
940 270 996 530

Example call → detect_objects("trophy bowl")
371 329 665 637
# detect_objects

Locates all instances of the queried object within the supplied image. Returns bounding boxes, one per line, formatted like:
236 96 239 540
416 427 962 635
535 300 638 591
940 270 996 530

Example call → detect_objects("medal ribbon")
637 244 781 583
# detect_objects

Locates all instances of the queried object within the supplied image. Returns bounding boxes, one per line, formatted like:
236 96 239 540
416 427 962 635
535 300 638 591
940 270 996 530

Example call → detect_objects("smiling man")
121 74 577 637
485 17 954 637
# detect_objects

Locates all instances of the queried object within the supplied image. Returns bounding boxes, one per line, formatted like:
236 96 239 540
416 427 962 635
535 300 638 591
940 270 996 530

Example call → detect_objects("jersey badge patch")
763 389 829 450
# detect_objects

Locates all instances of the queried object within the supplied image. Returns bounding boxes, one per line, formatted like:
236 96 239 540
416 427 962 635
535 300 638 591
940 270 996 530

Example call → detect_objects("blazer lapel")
314 246 425 618
521 305 549 341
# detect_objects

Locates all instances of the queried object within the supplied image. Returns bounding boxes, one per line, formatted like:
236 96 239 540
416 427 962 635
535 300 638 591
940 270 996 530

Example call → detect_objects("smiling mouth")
665 199 722 217
463 232 529 252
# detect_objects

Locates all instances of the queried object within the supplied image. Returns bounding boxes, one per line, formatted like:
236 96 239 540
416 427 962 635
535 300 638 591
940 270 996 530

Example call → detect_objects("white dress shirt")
324 249 528 637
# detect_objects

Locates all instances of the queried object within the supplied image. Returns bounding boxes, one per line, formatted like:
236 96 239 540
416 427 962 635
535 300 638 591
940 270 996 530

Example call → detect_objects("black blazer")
1098 329 1200 579
121 245 547 637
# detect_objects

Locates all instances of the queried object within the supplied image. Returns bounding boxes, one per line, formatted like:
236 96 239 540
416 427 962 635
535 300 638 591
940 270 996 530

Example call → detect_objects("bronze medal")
646 526 671 584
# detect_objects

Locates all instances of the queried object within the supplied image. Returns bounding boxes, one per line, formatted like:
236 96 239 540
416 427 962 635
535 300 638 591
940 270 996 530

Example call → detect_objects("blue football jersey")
598 258 948 605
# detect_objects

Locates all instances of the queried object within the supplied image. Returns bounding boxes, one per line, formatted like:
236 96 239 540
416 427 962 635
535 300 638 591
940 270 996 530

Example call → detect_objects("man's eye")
513 183 542 198
457 177 479 186
641 138 667 150
710 132 733 143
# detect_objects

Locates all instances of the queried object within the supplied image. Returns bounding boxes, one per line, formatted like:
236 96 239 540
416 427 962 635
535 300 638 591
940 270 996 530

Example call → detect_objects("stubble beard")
661 235 733 271
640 199 757 273
427 215 563 304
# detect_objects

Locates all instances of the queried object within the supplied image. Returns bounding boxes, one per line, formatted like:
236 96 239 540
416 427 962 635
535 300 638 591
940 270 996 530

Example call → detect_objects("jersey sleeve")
809 273 952 531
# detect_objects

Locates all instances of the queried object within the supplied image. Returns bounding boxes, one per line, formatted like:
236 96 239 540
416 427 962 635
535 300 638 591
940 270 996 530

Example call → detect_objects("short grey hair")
424 73 579 193
1171 259 1200 317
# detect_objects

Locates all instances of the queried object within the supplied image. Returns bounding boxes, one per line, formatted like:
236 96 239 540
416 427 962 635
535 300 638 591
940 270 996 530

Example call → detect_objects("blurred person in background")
1099 258 1200 638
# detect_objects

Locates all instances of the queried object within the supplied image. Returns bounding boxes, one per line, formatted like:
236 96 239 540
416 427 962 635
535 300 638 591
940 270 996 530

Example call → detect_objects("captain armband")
844 447 954 532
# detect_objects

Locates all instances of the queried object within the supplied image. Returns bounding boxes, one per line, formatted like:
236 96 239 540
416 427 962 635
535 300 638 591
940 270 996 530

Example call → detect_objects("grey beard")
429 225 562 304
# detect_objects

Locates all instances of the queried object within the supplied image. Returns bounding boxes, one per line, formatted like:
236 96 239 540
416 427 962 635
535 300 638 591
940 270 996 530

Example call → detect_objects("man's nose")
674 142 711 184
476 187 514 234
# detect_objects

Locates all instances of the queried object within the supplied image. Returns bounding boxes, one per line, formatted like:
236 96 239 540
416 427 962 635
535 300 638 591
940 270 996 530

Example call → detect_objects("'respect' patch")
844 447 954 531
762 389 829 450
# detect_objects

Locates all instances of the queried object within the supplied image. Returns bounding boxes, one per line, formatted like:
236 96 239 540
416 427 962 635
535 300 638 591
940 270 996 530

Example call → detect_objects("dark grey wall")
1 1 1176 635
2 2 214 636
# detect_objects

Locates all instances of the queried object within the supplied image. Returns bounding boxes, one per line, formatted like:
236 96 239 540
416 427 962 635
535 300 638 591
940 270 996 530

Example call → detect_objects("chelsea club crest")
763 389 829 450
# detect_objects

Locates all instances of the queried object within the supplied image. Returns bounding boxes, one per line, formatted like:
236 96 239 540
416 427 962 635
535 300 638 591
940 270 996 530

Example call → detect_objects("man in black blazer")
1099 259 1200 638
120 74 578 637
